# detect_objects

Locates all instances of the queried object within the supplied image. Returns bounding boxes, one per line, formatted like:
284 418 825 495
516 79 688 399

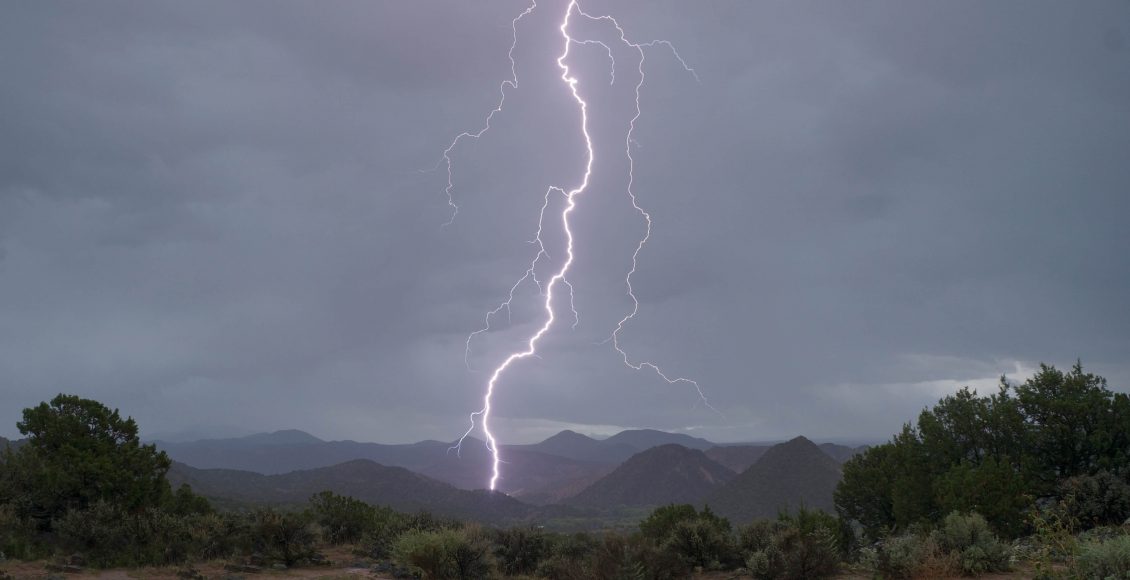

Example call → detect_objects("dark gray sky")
2 1 1128 445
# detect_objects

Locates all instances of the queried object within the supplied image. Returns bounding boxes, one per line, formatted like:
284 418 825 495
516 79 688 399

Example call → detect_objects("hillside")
167 459 542 524
419 447 614 505
704 445 770 473
704 436 842 523
156 431 459 475
566 444 735 509
819 442 869 463
603 429 714 451
516 430 639 464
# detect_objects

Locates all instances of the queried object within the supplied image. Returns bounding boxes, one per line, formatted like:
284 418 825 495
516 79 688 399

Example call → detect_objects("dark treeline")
836 362 1130 537
2 363 1130 579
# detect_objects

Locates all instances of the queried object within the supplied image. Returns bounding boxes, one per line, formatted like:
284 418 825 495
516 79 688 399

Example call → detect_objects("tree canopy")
1 394 172 524
835 362 1130 539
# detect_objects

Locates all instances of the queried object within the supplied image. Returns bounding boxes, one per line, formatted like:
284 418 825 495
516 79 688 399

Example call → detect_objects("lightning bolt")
439 1 716 491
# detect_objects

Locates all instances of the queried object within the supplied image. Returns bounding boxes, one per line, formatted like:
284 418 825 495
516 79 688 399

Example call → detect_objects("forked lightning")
438 0 716 491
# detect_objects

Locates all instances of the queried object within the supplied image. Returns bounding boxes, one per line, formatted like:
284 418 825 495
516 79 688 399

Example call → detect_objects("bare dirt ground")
0 547 383 579
2 548 1044 580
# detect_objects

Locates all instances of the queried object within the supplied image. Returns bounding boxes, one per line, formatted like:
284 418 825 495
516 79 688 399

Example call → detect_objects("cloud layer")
2 1 1127 444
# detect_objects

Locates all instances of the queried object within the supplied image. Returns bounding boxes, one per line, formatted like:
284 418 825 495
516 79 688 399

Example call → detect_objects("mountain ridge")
704 436 842 524
167 459 560 524
566 444 735 509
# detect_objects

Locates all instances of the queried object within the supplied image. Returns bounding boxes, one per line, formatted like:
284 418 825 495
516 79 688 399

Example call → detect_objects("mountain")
818 442 869 463
603 429 714 451
167 460 544 524
157 434 463 476
234 429 325 446
517 430 639 464
419 447 614 506
156 428 720 490
704 445 770 473
566 444 735 509
0 436 26 451
704 436 842 524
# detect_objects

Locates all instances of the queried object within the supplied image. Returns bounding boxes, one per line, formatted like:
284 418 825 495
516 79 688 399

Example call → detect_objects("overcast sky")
2 1 1128 445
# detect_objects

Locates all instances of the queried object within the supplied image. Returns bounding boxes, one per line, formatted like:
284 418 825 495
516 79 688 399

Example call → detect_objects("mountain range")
156 428 865 526
166 459 554 524
153 428 779 499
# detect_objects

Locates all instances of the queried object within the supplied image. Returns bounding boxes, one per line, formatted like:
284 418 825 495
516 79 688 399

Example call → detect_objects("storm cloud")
1 0 1127 444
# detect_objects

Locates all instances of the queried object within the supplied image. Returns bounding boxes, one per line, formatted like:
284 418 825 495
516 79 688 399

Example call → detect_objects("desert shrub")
662 516 737 570
53 501 135 567
308 491 378 544
1073 534 1130 579
738 520 776 555
773 525 840 579
869 532 961 579
451 525 493 580
587 533 645 580
637 503 735 571
1059 471 1130 530
184 512 242 561
164 484 213 517
493 526 547 576
360 509 461 560
588 532 686 580
52 502 199 567
874 533 929 579
407 511 463 533
393 527 492 580
536 532 598 580
740 512 840 580
931 511 1010 575
359 510 411 559
0 502 37 560
639 504 700 542
247 509 318 567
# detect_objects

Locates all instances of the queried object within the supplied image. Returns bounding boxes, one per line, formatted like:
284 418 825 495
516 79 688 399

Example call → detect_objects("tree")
12 394 172 524
835 362 1128 540
1013 362 1120 489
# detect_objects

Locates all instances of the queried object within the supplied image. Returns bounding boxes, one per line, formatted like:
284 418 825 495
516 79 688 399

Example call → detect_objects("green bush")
738 520 776 555
536 532 598 580
1073 534 1130 579
931 511 1010 575
308 491 378 544
639 504 699 542
662 517 737 570
1060 471 1130 530
873 533 931 579
392 527 492 580
493 526 547 576
739 512 840 580
637 504 736 571
589 532 686 580
52 501 203 567
164 484 213 517
184 512 242 562
247 509 318 567
0 502 37 560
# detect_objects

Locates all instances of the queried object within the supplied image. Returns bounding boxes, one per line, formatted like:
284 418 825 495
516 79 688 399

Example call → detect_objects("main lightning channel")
454 1 593 491
445 1 716 491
